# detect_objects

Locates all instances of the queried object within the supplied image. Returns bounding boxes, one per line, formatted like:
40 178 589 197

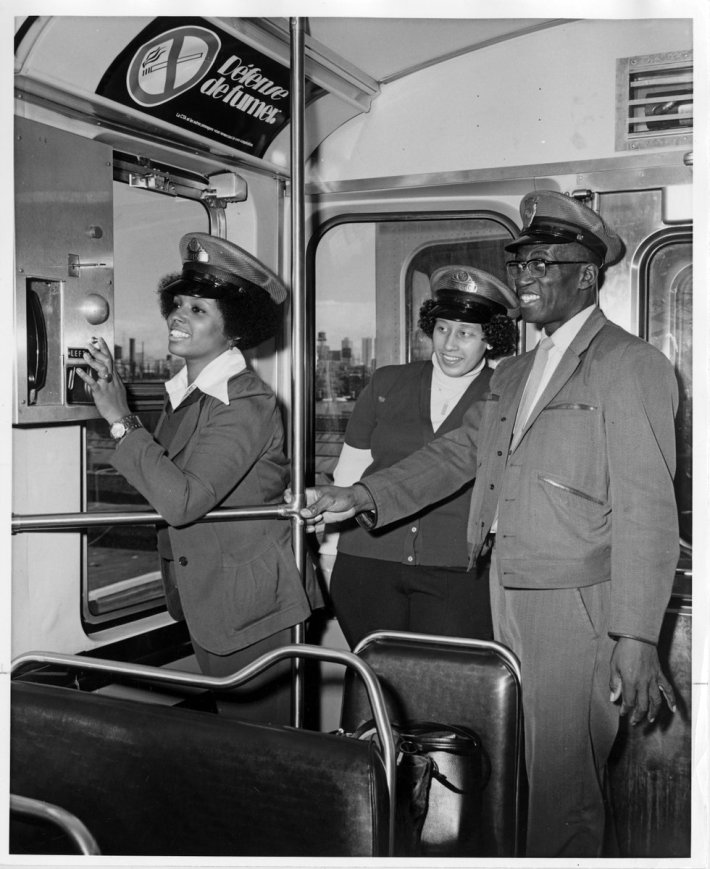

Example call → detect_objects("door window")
641 234 692 549
84 181 208 625
313 215 514 484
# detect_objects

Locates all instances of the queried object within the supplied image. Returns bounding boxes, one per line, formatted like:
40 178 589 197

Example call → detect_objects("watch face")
111 422 126 439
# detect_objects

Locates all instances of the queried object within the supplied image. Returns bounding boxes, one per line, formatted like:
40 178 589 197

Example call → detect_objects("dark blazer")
112 369 313 654
362 309 679 643
338 360 492 567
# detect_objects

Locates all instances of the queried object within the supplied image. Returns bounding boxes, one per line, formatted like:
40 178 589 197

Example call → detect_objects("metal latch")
68 254 107 277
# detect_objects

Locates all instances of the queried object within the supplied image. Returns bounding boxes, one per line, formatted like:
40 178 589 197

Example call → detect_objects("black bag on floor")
349 720 490 857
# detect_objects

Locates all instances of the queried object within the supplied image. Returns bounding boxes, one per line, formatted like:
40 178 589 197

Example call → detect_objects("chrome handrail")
10 794 101 855
11 502 296 533
12 643 397 856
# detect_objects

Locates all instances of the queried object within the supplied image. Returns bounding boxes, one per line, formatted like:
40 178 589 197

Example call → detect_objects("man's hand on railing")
297 483 375 528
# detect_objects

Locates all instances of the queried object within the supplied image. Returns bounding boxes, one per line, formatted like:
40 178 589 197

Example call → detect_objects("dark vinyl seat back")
340 631 525 857
11 680 389 857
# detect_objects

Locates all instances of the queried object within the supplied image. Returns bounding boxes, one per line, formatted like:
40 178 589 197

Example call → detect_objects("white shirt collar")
165 348 247 409
545 305 596 354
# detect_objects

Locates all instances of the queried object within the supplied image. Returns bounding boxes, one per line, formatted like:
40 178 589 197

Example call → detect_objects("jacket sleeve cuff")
353 482 378 530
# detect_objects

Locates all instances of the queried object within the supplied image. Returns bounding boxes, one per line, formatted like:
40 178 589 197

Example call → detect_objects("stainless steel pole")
289 16 307 728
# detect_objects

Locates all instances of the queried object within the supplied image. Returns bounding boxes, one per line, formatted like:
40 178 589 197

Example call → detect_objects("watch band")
110 413 143 441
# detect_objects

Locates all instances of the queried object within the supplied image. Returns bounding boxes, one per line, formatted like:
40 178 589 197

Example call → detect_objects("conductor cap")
428 266 519 323
505 190 624 266
164 233 288 304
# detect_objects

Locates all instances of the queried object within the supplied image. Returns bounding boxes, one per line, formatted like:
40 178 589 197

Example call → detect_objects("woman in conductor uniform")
79 232 320 722
321 265 518 648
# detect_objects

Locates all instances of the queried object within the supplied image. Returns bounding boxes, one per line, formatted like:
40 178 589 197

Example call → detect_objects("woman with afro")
79 232 321 721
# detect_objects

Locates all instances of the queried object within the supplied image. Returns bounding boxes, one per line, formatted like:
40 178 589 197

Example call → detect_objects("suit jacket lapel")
166 395 204 459
154 402 168 443
511 309 607 451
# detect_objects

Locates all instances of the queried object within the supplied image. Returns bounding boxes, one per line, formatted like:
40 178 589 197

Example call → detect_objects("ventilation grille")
616 50 692 151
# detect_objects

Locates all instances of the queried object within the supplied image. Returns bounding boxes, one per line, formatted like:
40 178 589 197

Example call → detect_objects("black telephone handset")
26 288 48 402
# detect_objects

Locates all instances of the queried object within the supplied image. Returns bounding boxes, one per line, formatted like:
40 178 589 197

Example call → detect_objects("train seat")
11 679 389 857
339 631 525 857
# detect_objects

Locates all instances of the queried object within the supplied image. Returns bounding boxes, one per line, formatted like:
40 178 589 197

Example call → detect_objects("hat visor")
504 230 575 252
429 298 519 322
161 275 233 300
429 301 502 324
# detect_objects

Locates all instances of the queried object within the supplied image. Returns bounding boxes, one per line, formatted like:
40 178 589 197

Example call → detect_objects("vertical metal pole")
289 16 306 727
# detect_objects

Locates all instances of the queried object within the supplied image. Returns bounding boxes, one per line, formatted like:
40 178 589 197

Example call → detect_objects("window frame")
635 224 692 555
307 208 519 481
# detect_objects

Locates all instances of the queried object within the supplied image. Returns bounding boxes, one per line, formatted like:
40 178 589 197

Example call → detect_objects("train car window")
83 181 209 626
641 234 692 550
314 215 514 483
314 222 375 482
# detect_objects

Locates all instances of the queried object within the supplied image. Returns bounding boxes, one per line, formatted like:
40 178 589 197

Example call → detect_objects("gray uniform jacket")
113 369 313 654
362 308 679 643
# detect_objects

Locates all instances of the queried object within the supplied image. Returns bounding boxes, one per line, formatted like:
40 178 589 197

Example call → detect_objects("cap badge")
186 237 209 262
451 270 478 293
522 197 538 231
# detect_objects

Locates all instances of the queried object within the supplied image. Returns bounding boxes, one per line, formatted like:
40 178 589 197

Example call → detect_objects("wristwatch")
109 413 142 441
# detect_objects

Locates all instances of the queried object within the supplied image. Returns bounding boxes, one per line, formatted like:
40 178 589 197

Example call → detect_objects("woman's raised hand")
75 336 131 423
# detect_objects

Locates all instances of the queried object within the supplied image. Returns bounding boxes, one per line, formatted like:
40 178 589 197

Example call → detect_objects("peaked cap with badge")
428 265 520 323
505 190 624 266
164 232 288 304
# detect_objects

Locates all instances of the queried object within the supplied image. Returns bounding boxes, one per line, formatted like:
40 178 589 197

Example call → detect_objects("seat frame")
11 643 397 857
342 629 526 858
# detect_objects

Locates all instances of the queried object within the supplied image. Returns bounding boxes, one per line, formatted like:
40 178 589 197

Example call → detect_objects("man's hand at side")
609 636 677 725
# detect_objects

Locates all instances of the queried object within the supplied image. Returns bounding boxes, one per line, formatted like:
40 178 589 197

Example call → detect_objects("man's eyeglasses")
505 259 589 279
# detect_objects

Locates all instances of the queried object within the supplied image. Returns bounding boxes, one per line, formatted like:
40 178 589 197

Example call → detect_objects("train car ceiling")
14 16 570 176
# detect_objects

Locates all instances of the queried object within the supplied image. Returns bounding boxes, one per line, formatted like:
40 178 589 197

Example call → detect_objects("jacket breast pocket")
544 402 597 412
535 402 604 478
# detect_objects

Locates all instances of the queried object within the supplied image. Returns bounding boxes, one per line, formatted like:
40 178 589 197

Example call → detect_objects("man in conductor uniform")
300 191 679 857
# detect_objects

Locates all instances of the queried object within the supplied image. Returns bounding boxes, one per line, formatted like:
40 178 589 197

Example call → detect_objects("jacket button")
489 484 495 489
497 450 503 456
178 556 188 566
